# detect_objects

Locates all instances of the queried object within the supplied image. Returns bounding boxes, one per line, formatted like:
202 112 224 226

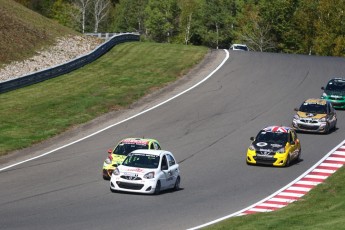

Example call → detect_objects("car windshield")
113 143 149 156
255 131 288 144
326 79 345 92
299 103 327 114
122 154 160 169
234 45 248 51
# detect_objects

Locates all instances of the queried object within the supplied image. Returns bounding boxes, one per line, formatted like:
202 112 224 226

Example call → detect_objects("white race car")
110 149 180 195
229 43 249 51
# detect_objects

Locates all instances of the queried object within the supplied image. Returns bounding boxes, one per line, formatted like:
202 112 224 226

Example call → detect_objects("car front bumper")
246 150 288 167
110 176 157 194
292 119 328 133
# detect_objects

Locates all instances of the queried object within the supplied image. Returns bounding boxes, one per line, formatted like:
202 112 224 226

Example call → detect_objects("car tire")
285 155 291 167
103 175 110 180
297 148 302 162
173 176 180 191
154 181 161 195
324 123 330 134
333 121 337 131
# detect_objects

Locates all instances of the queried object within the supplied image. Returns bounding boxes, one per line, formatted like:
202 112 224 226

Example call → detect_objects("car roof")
232 43 247 46
328 78 345 82
303 98 327 105
119 138 158 145
130 149 169 156
262 126 291 133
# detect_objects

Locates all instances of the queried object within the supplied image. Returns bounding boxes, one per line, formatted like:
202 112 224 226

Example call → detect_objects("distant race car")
292 98 337 134
321 78 345 109
102 138 161 180
229 43 249 51
110 149 180 195
246 126 301 167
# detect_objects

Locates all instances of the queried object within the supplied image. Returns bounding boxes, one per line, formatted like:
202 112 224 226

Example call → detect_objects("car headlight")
113 168 120 175
320 117 327 122
143 172 155 179
104 158 112 164
248 145 255 151
293 114 300 120
276 147 285 154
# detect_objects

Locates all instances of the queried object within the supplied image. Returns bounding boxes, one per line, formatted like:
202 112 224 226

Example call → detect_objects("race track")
1 50 345 230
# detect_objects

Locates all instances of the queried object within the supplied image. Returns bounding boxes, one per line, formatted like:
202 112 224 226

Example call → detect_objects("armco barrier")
0 33 140 94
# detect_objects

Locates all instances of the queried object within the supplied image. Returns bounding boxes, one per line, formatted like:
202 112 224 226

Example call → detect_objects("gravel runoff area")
0 35 103 83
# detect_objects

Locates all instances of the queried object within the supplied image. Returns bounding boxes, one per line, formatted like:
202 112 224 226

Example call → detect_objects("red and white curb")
188 139 345 230
238 143 345 216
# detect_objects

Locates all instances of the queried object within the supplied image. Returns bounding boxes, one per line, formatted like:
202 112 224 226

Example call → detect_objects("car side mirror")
294 108 299 111
321 86 325 90
161 165 168 171
250 137 255 141
113 164 118 167
108 149 113 154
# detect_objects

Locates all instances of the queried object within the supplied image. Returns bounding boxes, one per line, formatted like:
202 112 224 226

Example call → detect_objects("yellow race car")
102 138 161 180
246 126 301 167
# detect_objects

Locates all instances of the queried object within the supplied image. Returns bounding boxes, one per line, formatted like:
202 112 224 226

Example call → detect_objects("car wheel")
154 181 161 195
173 176 181 191
297 148 302 162
103 175 109 180
324 123 330 134
285 155 291 167
103 170 111 180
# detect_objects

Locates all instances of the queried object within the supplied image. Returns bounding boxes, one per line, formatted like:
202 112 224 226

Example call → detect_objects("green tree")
51 0 79 30
145 0 180 43
291 0 318 54
259 0 299 52
112 0 148 33
73 0 92 33
314 0 345 56
177 0 202 45
235 2 274 51
198 0 235 49
30 0 56 18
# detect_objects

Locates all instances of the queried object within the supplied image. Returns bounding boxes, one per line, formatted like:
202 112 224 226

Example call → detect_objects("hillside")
0 0 77 66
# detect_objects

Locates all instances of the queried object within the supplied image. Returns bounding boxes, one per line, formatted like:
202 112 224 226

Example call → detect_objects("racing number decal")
167 171 174 181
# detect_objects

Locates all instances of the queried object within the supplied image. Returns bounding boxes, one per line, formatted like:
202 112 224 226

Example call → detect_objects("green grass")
205 166 345 230
0 42 208 155
0 0 76 65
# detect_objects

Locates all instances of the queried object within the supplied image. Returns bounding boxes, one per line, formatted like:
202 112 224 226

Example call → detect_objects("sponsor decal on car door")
160 155 171 189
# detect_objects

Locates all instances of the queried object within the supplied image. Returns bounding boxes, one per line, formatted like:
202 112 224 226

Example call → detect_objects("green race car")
321 78 345 109
102 138 161 180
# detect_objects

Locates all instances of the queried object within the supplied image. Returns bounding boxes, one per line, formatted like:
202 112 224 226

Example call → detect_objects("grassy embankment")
0 42 208 155
0 0 208 156
0 0 77 66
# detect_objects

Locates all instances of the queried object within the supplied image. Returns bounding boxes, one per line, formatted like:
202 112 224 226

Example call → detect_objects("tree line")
15 0 345 56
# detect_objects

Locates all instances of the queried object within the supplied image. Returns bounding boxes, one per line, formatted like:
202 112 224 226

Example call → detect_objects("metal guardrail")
0 33 140 94
84 33 124 40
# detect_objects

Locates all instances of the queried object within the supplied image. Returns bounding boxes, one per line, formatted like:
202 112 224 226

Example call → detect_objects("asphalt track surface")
1 50 345 230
